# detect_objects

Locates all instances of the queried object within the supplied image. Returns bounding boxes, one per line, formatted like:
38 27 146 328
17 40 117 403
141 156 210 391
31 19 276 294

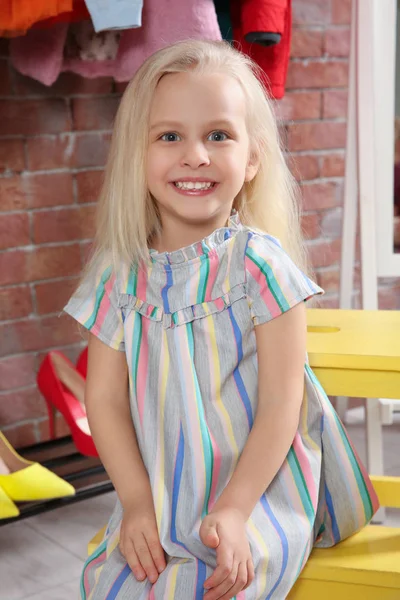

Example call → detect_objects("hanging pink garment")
10 0 221 86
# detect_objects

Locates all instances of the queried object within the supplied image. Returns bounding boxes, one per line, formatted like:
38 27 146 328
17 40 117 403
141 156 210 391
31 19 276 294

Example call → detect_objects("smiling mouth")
173 181 217 190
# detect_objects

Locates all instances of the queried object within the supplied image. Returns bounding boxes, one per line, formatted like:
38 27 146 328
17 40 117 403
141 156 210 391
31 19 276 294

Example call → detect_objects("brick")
71 132 111 168
72 96 120 131
306 238 342 268
287 121 347 151
352 292 362 309
287 61 348 89
81 240 94 264
332 0 352 24
0 213 30 249
0 99 70 136
323 89 348 118
0 354 36 390
316 267 340 292
287 154 319 181
0 244 81 285
291 29 323 58
0 139 25 173
35 277 80 315
316 264 360 293
301 213 320 239
278 123 289 149
293 0 331 25
0 59 11 95
26 134 74 170
301 182 340 210
324 27 351 57
29 245 82 282
320 152 345 177
0 251 26 285
36 344 85 370
14 71 114 96
75 170 104 203
0 423 38 449
0 173 74 211
0 285 33 320
320 207 343 237
0 313 84 357
0 176 27 210
276 91 321 121
353 263 361 286
378 285 400 310
38 412 71 441
0 387 47 426
317 294 340 308
32 205 96 244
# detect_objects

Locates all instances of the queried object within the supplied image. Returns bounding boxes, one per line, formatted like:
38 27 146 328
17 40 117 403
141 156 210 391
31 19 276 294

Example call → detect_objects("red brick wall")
0 0 399 448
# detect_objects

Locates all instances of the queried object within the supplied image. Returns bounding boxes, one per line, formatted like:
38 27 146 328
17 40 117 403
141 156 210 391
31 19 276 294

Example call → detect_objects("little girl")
64 40 379 599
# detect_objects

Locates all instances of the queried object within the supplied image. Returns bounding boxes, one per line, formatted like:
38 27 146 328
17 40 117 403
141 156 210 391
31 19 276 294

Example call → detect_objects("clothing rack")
0 436 113 526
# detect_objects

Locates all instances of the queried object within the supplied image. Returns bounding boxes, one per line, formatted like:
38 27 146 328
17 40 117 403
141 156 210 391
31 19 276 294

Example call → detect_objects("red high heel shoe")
37 351 98 457
76 347 88 379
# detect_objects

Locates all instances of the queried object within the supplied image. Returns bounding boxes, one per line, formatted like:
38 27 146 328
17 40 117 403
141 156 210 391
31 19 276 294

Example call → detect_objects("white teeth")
174 181 214 190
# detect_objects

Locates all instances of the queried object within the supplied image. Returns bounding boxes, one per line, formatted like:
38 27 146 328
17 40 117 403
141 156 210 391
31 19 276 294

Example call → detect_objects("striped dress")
64 212 379 600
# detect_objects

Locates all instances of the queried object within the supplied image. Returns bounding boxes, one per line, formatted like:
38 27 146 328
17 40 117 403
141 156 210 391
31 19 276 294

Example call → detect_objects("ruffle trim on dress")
118 282 247 329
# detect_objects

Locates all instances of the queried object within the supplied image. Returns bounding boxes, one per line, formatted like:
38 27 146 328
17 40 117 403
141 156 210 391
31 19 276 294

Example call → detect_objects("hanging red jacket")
231 0 291 99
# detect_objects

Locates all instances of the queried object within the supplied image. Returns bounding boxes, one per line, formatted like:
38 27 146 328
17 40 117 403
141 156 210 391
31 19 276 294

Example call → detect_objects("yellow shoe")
0 430 75 502
0 485 19 519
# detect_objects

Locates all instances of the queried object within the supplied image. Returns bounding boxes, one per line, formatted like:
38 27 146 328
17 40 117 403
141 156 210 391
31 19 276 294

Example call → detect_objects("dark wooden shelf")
0 435 113 526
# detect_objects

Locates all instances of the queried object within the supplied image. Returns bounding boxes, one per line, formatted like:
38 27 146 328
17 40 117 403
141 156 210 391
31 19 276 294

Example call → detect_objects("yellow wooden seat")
306 308 400 398
296 309 400 598
88 525 106 556
288 476 400 599
87 309 400 598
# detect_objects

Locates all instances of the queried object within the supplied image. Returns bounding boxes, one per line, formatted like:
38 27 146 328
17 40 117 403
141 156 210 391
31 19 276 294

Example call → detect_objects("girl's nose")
180 142 211 169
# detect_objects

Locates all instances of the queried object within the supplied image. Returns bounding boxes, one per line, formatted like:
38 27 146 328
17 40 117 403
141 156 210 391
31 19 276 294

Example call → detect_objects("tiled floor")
1 408 399 600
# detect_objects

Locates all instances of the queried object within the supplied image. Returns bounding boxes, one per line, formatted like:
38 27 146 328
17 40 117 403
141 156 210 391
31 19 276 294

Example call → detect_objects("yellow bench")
288 476 400 599
88 309 400 598
306 309 400 399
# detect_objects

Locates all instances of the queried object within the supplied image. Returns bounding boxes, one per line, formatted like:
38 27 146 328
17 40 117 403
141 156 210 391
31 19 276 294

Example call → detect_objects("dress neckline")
148 211 242 266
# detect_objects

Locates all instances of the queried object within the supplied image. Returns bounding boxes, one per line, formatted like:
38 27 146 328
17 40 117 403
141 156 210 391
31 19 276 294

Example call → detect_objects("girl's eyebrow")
150 119 237 132
150 121 182 132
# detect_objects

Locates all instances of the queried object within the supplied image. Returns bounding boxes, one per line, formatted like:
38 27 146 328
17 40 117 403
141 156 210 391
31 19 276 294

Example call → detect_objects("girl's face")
147 71 258 228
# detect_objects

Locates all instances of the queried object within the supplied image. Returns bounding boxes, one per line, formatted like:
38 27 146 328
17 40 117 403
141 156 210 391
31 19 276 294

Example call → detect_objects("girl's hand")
119 504 166 584
199 507 254 600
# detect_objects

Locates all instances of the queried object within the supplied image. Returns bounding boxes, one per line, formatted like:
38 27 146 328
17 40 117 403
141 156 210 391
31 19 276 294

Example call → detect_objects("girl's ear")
245 150 260 182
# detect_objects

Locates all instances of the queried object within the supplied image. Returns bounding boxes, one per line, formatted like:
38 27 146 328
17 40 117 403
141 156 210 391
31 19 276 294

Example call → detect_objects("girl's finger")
219 561 248 600
243 559 255 589
145 532 167 574
121 540 146 582
134 533 159 584
203 561 239 600
204 547 233 590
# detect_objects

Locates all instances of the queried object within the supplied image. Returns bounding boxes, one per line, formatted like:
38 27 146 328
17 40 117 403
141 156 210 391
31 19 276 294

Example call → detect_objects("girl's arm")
210 302 307 521
85 333 152 509
85 334 166 583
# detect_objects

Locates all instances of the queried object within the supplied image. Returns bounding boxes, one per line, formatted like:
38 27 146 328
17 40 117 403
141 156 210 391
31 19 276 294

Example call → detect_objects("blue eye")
208 131 228 142
161 133 181 142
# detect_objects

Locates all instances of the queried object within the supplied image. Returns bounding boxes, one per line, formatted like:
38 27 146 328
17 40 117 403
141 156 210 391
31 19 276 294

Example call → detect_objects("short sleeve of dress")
245 232 324 325
63 256 125 351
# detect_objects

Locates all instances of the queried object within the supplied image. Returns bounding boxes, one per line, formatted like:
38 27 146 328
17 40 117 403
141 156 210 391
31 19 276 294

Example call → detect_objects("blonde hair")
83 39 310 281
